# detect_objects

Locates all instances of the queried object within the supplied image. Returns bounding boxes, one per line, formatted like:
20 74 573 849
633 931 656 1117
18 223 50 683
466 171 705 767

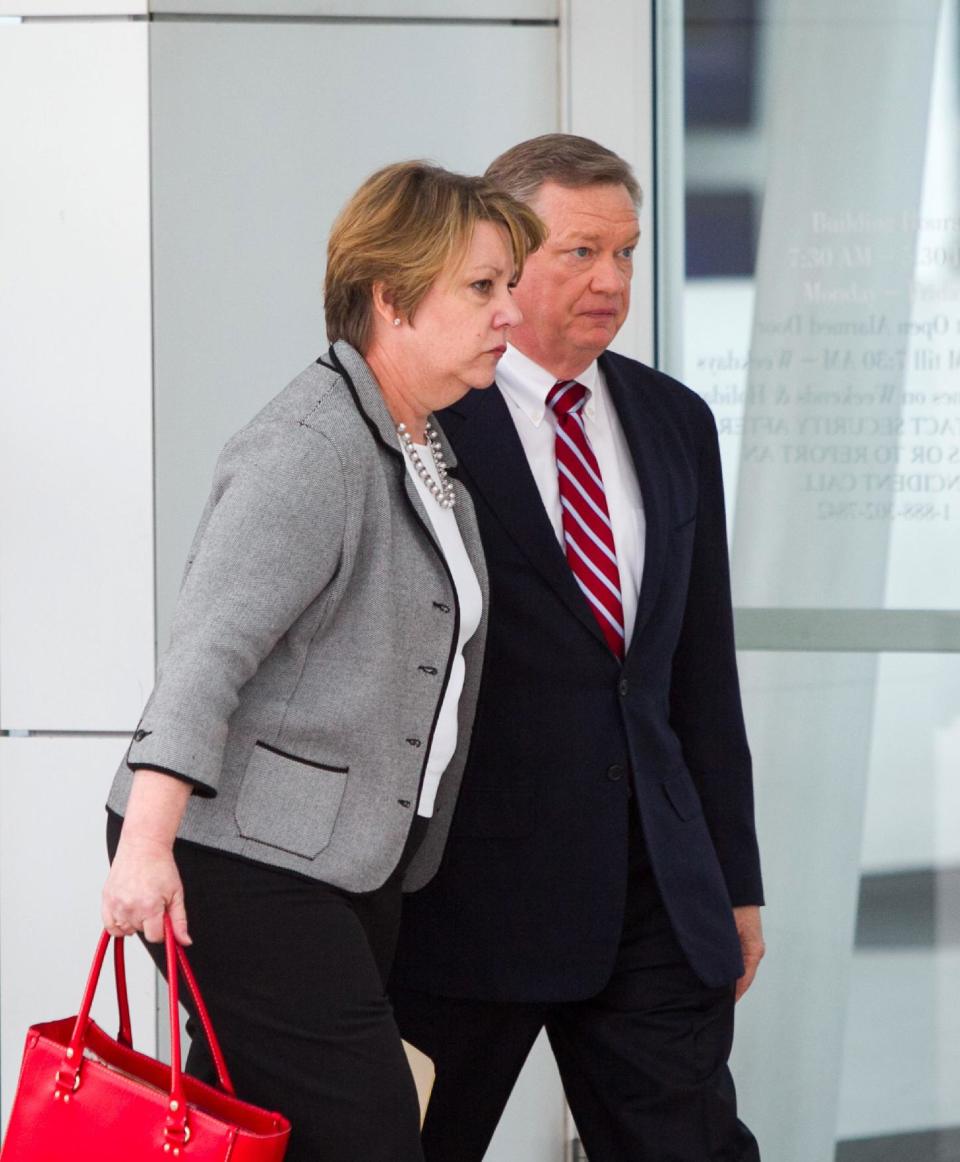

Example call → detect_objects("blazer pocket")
235 741 349 858
661 767 703 822
450 788 537 839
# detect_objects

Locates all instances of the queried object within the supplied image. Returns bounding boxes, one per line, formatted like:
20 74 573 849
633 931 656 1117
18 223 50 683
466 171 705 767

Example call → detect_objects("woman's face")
404 221 523 406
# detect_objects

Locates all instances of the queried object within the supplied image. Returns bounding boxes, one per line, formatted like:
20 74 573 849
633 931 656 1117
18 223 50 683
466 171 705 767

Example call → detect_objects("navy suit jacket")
392 350 764 1002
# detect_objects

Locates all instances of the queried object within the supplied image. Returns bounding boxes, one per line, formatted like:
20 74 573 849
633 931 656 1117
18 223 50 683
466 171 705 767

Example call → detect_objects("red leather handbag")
0 915 291 1161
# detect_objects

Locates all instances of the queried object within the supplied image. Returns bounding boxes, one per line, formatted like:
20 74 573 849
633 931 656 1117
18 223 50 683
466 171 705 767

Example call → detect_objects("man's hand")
733 905 764 1001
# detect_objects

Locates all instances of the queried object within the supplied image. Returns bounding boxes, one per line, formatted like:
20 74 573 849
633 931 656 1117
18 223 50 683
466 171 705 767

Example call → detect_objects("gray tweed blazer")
107 341 488 893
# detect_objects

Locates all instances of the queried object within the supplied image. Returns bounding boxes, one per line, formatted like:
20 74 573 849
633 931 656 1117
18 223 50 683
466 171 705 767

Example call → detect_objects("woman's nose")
496 292 523 329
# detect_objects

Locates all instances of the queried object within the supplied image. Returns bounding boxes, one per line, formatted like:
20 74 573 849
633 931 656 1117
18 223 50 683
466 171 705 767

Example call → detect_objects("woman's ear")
372 281 399 328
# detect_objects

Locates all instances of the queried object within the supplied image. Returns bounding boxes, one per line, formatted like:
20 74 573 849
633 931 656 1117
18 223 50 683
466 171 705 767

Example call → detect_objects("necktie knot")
546 380 587 421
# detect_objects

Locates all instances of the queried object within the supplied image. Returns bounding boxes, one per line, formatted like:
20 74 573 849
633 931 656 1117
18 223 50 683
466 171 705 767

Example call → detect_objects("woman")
101 160 544 1162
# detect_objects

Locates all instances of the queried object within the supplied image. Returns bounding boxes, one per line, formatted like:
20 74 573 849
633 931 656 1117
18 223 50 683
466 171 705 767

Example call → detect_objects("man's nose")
590 256 626 294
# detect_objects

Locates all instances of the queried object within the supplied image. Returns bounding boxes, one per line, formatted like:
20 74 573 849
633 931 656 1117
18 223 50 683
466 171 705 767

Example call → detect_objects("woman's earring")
393 317 402 327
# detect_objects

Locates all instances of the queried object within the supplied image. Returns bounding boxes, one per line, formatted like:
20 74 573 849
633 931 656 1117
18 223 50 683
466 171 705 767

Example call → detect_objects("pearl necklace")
397 421 457 509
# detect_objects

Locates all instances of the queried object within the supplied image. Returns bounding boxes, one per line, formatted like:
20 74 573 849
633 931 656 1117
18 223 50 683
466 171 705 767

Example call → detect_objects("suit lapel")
600 353 669 657
441 387 608 650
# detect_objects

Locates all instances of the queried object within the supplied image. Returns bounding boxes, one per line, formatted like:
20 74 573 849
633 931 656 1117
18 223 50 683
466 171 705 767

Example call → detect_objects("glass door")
655 1 960 1159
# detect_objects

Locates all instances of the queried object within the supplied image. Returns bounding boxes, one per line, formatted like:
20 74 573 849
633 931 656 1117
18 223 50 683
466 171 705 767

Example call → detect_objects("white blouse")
399 436 483 817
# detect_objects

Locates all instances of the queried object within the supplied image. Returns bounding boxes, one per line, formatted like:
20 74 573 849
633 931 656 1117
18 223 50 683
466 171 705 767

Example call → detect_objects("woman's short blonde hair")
324 161 545 352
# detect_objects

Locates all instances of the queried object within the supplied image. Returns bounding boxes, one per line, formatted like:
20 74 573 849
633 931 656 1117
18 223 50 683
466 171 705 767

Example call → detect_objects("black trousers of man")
391 805 759 1162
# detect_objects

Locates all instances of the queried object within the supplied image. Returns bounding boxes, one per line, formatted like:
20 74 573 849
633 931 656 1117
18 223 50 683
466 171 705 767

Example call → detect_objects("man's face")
509 181 639 379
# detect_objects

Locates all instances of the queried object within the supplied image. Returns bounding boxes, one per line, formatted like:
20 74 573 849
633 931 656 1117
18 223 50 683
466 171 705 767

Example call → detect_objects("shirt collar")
497 344 601 427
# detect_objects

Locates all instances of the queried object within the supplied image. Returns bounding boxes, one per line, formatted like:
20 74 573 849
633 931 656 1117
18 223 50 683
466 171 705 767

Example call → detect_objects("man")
391 134 764 1162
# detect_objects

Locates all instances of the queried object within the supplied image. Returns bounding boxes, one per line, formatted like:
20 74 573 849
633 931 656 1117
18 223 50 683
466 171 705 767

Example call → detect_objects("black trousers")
391 808 760 1162
107 812 428 1162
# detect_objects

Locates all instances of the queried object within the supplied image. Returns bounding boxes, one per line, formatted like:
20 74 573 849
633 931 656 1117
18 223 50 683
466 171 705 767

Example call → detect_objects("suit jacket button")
618 678 629 697
132 729 150 742
406 737 422 748
606 764 625 782
433 601 451 613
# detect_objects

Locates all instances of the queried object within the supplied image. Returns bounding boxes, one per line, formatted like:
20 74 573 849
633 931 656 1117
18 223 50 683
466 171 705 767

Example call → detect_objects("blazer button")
606 764 625 782
432 601 451 613
618 678 629 697
406 737 422 748
418 665 438 676
132 729 150 742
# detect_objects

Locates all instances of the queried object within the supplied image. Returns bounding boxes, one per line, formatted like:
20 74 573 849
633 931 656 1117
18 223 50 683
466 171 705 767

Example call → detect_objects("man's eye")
572 247 591 258
619 246 635 260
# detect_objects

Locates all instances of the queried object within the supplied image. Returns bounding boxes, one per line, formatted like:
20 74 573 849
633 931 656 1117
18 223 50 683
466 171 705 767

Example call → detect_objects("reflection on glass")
678 0 960 611
684 0 758 129
659 1 960 1160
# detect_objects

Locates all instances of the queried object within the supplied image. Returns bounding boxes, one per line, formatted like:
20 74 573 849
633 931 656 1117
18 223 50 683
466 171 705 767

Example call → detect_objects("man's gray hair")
485 133 642 209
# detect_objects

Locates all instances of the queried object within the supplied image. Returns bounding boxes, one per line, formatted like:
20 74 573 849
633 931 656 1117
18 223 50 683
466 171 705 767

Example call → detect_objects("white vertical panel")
0 24 154 731
149 20 558 643
565 0 655 364
0 737 157 1127
653 0 686 372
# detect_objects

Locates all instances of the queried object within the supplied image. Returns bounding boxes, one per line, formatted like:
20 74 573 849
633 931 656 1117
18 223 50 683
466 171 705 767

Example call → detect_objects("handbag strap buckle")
163 1118 192 1153
53 1065 81 1098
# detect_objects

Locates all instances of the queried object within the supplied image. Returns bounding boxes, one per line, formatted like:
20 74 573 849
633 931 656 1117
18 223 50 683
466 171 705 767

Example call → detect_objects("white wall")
0 21 157 1125
0 22 155 732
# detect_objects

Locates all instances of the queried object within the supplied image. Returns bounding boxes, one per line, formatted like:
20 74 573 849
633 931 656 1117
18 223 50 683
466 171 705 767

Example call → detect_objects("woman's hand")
102 832 191 945
102 768 194 944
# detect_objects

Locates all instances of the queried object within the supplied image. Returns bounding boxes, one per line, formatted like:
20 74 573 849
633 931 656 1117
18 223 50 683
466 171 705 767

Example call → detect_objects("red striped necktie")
546 379 625 660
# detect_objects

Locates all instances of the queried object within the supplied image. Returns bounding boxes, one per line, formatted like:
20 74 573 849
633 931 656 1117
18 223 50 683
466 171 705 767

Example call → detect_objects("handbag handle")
54 916 236 1146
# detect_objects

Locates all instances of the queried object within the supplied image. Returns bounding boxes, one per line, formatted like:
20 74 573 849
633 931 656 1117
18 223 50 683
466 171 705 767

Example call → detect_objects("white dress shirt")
400 436 483 818
496 343 646 644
